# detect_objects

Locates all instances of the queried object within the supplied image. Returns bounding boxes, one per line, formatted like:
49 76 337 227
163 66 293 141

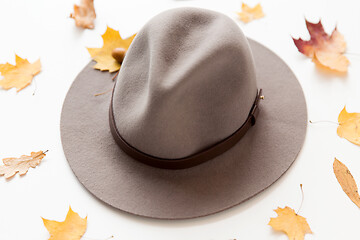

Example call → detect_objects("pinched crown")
111 8 258 159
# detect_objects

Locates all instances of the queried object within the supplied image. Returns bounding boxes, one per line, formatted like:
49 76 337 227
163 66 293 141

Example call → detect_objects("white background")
1 0 360 239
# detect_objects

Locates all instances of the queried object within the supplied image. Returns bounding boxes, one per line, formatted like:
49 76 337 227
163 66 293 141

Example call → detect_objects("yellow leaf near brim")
269 206 312 240
42 207 87 240
333 158 360 208
0 55 41 92
87 26 136 72
237 3 264 23
337 106 360 146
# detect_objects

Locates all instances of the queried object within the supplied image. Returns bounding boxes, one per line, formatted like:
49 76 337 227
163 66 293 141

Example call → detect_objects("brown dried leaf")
0 151 47 179
70 0 96 29
333 158 360 208
269 206 312 240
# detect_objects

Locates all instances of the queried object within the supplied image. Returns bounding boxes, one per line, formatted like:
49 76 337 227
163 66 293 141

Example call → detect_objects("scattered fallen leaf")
269 206 312 240
70 0 96 29
0 55 41 92
0 151 47 179
333 158 360 208
337 106 360 146
293 19 349 72
237 3 264 23
42 207 87 240
87 26 136 72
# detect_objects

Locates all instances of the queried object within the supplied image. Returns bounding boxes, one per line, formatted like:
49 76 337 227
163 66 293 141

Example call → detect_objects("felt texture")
60 8 307 219
113 8 257 159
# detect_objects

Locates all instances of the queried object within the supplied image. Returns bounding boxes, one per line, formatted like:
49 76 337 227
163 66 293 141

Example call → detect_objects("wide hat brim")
61 39 307 219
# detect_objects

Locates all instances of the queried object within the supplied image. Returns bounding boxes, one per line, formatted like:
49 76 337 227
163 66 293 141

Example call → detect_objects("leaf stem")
34 150 49 158
82 236 114 240
309 120 339 125
345 51 360 57
112 71 119 81
32 78 37 96
296 184 304 215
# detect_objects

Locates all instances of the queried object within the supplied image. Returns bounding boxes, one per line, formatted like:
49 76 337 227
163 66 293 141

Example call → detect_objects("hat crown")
112 7 257 159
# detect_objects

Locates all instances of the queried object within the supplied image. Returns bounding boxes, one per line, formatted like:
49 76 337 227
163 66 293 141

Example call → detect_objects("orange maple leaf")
269 206 312 240
237 3 264 23
337 106 360 146
0 55 41 92
87 26 136 72
42 207 87 240
293 19 349 72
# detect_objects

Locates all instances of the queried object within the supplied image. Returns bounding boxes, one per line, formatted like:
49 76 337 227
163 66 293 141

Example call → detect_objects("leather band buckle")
250 89 262 125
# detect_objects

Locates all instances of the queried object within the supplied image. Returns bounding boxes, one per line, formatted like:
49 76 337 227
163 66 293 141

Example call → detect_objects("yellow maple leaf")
0 150 47 179
70 0 96 29
237 3 264 23
333 158 360 208
42 207 87 240
269 206 312 240
0 55 41 92
87 26 136 72
337 106 360 146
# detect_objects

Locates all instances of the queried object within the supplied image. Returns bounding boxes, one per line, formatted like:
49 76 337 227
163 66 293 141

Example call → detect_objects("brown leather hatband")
109 88 262 169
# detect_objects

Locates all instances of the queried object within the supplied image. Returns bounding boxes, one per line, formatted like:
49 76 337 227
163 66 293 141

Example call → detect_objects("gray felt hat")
61 7 307 219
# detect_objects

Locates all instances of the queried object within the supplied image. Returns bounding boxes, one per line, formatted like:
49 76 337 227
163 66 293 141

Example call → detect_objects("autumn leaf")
42 207 87 240
70 0 96 29
269 207 312 240
293 19 349 72
87 26 136 72
337 106 360 146
0 150 47 179
237 3 264 23
0 55 41 92
333 158 360 208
